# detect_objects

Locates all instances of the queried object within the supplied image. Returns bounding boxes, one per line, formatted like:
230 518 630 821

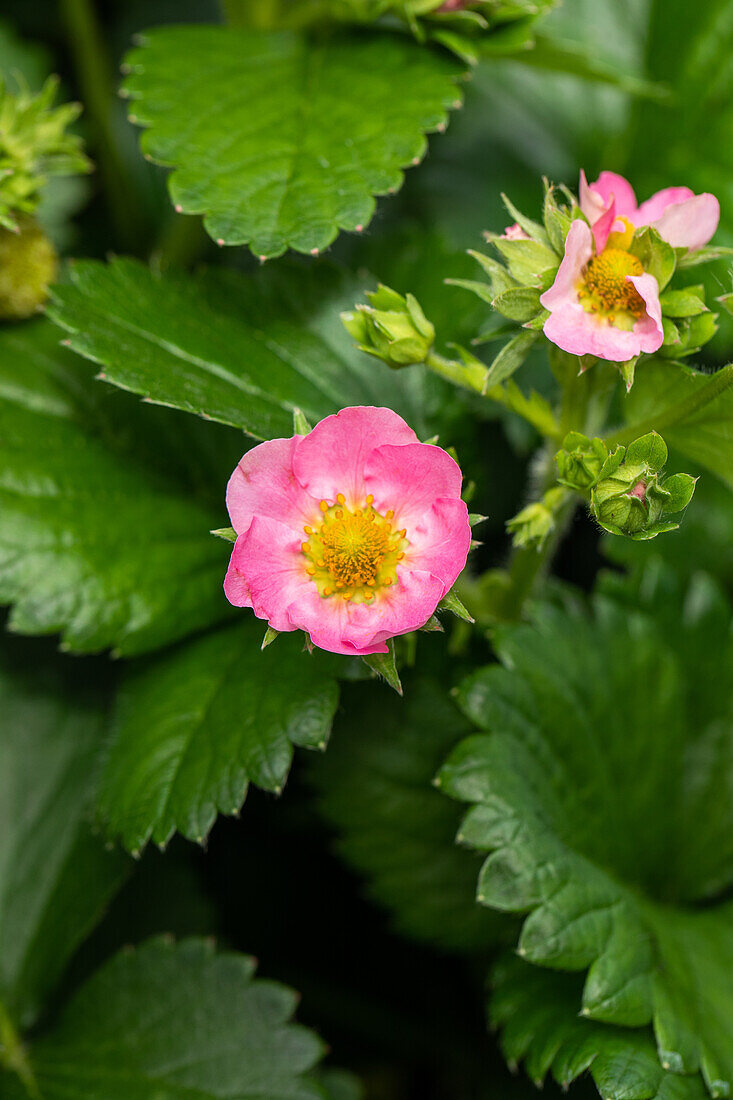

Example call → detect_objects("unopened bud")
341 284 435 369
507 486 566 550
590 431 696 540
555 431 607 492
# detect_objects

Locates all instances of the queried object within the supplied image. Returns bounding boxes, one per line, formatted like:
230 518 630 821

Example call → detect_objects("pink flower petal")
542 271 663 361
579 169 610 224
224 515 309 632
403 497 471 596
226 435 320 535
649 193 720 251
634 186 695 225
627 273 664 353
286 568 444 656
590 203 618 254
586 171 638 220
293 406 418 508
540 219 593 313
364 442 463 521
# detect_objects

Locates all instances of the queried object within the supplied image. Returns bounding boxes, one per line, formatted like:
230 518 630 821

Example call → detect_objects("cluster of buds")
457 175 720 390
329 0 553 61
555 430 696 540
341 285 435 369
0 76 90 320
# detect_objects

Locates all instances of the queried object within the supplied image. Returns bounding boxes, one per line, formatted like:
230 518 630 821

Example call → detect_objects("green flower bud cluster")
506 486 567 550
341 285 435 369
0 76 91 232
589 431 696 540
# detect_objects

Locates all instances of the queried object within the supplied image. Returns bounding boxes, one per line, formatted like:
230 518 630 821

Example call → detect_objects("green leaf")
49 258 437 440
121 25 464 258
491 956 707 1099
96 620 339 853
4 937 329 1099
484 330 538 388
440 579 733 1096
311 677 509 954
0 636 128 1027
624 360 733 488
0 320 234 655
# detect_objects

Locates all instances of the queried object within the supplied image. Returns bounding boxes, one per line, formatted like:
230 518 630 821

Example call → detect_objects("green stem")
606 362 733 448
425 349 489 393
496 355 606 618
60 0 141 251
0 1003 39 1100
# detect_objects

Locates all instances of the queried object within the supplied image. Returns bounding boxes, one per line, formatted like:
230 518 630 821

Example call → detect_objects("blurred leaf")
97 621 339 854
439 579 733 1095
122 25 464 257
0 320 234 655
623 359 733 488
0 636 128 1028
49 257 442 440
491 956 707 1099
1 937 330 1100
311 676 510 954
510 33 669 100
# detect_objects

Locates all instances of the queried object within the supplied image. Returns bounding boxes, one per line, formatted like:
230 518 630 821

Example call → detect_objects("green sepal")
542 180 577 255
484 330 539 388
261 625 279 649
211 526 237 543
362 639 403 694
491 236 559 285
419 613 444 633
677 244 733 269
438 589 475 624
292 407 313 435
468 513 488 527
492 286 542 322
629 226 676 291
500 192 551 246
467 249 519 295
659 286 707 318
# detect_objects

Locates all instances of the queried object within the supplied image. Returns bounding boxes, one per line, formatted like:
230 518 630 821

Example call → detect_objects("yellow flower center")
580 248 645 320
302 494 409 603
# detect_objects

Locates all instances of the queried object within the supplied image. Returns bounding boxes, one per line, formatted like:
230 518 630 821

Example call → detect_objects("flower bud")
507 486 566 550
590 432 696 540
555 431 608 491
0 217 57 320
341 285 435 369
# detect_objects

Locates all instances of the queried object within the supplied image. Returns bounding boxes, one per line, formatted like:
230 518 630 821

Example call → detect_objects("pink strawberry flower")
540 217 664 362
579 170 719 253
224 406 471 656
